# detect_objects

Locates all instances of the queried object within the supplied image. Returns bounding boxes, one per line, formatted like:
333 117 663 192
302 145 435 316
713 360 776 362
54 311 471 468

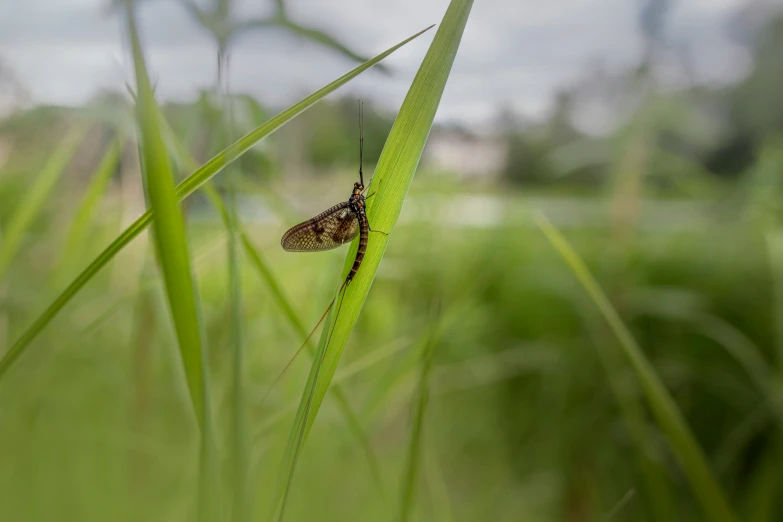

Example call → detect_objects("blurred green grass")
2 3 783 521
2 169 783 520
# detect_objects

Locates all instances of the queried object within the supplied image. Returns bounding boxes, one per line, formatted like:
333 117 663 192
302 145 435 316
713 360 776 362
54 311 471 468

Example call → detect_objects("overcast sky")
0 0 761 127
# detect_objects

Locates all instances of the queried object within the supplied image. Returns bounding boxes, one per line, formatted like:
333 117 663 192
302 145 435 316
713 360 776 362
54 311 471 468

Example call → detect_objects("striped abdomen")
347 211 369 281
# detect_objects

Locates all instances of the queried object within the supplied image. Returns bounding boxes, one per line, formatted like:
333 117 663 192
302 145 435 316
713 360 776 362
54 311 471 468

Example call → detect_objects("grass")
272 1 472 519
162 113 387 498
1 179 781 520
60 138 122 280
533 210 738 522
0 124 89 281
398 305 440 522
125 4 219 519
0 23 433 381
2 3 782 522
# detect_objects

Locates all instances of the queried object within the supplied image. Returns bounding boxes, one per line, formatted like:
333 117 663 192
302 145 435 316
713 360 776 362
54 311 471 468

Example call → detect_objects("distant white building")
423 128 506 179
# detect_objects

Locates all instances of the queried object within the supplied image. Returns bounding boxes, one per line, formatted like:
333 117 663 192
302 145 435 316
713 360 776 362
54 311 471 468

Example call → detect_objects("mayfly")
280 101 383 278
262 101 386 402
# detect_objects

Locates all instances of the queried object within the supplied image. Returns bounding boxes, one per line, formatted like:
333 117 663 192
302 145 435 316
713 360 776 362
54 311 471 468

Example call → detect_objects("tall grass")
398 309 440 522
0 25 432 381
0 124 88 281
124 4 219 519
4 4 777 522
162 113 387 498
60 138 122 279
534 210 739 522
272 1 473 519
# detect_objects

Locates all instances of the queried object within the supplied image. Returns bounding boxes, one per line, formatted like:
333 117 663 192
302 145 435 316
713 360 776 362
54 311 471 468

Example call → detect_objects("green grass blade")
0 25 432 381
239 229 387 490
203 184 388 497
691 312 783 427
228 182 248 522
398 320 438 522
578 298 676 519
60 138 122 279
274 1 472 519
0 124 88 280
125 5 218 521
159 102 386 498
162 108 387 498
129 6 207 424
219 50 250 522
532 210 738 522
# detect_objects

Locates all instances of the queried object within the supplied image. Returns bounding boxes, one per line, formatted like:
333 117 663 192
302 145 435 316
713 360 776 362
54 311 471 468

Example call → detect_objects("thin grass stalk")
604 490 637 521
533 210 738 522
218 48 250 522
579 308 677 520
398 317 438 522
690 312 783 427
61 138 122 263
59 139 123 289
0 124 89 280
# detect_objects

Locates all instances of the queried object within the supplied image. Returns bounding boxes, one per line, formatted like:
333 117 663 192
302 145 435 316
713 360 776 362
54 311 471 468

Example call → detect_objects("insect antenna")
358 101 380 195
358 99 364 188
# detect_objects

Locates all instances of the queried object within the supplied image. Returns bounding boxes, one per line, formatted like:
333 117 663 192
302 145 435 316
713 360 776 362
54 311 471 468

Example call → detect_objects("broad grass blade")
124 5 219 521
0 25 433 381
126 1 209 432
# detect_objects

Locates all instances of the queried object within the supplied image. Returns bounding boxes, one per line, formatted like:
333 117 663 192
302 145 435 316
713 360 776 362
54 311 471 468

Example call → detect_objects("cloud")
0 0 752 126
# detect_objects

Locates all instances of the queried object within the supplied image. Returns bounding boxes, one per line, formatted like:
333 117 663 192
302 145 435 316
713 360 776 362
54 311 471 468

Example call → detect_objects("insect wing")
281 202 360 252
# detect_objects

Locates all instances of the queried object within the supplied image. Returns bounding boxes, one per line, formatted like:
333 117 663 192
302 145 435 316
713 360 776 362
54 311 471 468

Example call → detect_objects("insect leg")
367 216 389 236
363 176 383 197
323 279 350 359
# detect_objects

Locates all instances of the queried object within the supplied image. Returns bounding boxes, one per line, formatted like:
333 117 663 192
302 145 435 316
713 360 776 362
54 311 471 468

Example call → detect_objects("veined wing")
281 201 360 252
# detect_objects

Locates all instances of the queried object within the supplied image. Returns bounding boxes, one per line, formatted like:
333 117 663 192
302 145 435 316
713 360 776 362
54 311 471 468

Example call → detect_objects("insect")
280 101 384 282
261 101 386 406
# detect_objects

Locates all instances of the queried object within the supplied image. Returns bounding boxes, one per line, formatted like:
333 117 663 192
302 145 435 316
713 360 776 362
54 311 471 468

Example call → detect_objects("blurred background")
2 0 783 521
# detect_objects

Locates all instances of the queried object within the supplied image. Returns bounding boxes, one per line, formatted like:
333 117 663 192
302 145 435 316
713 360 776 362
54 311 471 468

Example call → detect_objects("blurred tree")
109 0 392 184
299 97 393 170
744 135 783 229
171 0 395 185
502 131 556 186
706 10 783 178
637 0 673 75
500 92 592 187
170 0 389 80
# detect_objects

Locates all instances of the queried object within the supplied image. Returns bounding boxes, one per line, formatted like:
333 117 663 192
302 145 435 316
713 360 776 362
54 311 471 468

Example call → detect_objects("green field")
2 1 783 521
